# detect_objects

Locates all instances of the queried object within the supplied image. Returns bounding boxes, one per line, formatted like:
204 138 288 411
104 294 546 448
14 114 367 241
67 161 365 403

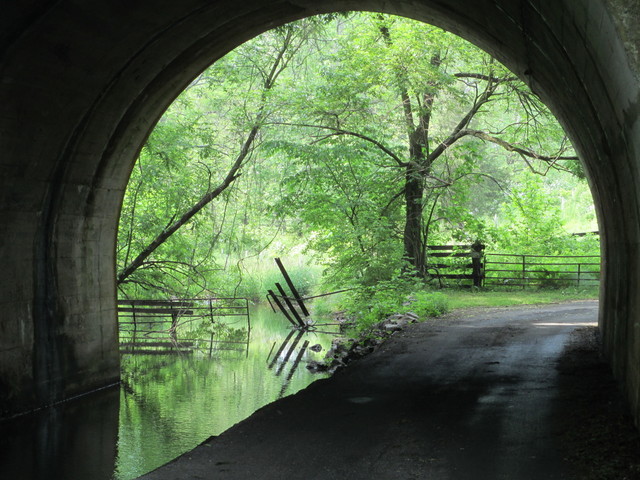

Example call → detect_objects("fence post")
132 304 137 350
470 241 485 287
522 255 526 289
577 263 581 287
208 298 214 356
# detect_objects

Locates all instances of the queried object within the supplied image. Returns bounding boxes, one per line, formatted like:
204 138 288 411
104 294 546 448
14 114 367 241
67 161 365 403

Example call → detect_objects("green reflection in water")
113 305 335 479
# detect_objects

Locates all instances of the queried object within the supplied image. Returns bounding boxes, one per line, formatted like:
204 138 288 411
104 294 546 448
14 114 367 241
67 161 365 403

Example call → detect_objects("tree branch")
428 78 500 163
462 129 579 174
272 122 407 167
454 72 517 83
116 124 259 285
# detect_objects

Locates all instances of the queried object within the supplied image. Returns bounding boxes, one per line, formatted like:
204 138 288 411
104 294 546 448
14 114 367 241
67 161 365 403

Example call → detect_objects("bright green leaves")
118 12 597 301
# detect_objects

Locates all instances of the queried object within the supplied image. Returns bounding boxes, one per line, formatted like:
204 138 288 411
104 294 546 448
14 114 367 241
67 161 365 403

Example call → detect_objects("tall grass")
232 257 322 302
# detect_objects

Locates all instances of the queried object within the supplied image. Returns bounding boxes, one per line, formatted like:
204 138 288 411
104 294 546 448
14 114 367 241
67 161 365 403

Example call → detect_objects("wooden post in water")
275 282 306 327
274 257 310 317
267 290 298 327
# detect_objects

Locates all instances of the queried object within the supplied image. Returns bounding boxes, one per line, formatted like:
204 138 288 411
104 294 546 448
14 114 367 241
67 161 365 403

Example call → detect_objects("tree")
118 13 591 298
270 14 579 280
117 20 323 296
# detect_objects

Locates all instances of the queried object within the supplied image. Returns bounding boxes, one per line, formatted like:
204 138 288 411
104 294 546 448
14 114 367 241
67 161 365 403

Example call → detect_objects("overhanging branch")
272 122 407 167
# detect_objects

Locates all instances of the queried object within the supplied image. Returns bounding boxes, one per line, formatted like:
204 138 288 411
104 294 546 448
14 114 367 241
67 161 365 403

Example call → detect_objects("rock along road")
141 301 600 480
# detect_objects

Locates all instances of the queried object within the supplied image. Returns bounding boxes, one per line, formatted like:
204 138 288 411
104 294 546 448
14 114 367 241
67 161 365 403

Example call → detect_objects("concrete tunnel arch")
2 0 640 423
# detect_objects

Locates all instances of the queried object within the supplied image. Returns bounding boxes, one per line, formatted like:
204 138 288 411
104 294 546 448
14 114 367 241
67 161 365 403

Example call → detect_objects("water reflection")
267 329 312 398
0 387 119 480
118 297 251 357
114 305 336 478
0 305 336 480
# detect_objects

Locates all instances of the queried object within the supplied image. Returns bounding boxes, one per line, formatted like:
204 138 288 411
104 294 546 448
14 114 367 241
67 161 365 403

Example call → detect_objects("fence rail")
117 297 251 355
483 253 600 288
426 245 601 289
426 244 484 287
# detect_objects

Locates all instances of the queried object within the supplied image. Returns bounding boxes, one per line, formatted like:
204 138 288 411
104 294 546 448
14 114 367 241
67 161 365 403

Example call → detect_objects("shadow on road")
553 326 640 480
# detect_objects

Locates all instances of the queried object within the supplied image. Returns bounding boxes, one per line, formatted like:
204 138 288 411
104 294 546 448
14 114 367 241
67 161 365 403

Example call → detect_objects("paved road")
141 301 598 480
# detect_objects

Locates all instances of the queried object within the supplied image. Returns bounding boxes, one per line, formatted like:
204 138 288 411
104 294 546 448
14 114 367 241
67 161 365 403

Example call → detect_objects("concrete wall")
1 0 640 422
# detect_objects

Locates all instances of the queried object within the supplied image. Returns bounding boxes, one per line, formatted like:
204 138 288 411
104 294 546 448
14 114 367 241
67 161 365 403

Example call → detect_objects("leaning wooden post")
267 289 298 327
274 257 310 317
275 283 306 327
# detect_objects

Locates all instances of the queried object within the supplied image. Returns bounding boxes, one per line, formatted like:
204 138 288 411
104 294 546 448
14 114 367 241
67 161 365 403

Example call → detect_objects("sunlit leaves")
119 12 596 299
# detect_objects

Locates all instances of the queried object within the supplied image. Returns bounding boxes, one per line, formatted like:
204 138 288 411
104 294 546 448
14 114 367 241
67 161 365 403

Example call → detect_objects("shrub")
409 291 449 317
342 276 450 334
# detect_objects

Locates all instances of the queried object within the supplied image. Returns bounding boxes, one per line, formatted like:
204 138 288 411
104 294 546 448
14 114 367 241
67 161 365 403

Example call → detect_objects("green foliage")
409 290 450 317
118 12 598 307
117 20 325 299
232 258 322 301
533 270 575 289
494 174 565 254
443 287 599 309
264 13 588 284
341 275 449 333
488 172 600 259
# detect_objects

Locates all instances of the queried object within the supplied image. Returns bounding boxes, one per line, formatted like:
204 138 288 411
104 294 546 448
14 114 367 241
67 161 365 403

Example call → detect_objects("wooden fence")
483 253 600 288
427 245 600 288
426 244 484 287
117 297 250 355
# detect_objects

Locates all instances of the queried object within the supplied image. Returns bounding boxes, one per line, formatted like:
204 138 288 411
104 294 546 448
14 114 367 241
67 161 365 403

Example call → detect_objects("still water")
0 305 338 480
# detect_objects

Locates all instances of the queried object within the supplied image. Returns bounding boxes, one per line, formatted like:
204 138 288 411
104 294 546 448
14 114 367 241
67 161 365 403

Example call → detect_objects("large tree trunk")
380 18 438 277
399 74 438 277
403 162 426 275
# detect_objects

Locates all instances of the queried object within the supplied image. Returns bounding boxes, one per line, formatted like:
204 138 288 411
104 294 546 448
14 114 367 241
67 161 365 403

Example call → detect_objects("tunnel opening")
4 1 640 478
116 12 599 304
109 12 601 478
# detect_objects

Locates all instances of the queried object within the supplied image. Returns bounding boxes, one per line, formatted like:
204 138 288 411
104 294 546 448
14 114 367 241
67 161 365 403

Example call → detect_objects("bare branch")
272 122 408 167
454 72 517 83
462 129 578 174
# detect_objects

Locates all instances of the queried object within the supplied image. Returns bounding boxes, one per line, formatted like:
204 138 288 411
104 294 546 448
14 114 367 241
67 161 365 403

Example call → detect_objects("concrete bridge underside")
1 0 640 423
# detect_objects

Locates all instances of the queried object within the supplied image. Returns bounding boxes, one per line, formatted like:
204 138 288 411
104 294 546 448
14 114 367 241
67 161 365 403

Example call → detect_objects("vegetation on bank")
312 279 599 339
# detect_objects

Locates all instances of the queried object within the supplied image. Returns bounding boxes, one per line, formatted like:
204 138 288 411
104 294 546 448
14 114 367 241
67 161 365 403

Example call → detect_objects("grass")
314 285 601 370
310 285 599 344
444 287 599 310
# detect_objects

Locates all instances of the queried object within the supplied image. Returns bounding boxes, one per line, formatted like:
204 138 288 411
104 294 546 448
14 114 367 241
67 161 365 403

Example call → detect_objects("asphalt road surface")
141 301 600 480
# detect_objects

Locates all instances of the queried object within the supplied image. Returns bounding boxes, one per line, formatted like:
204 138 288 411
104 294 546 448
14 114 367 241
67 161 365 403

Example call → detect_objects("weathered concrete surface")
140 302 600 480
2 0 640 426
